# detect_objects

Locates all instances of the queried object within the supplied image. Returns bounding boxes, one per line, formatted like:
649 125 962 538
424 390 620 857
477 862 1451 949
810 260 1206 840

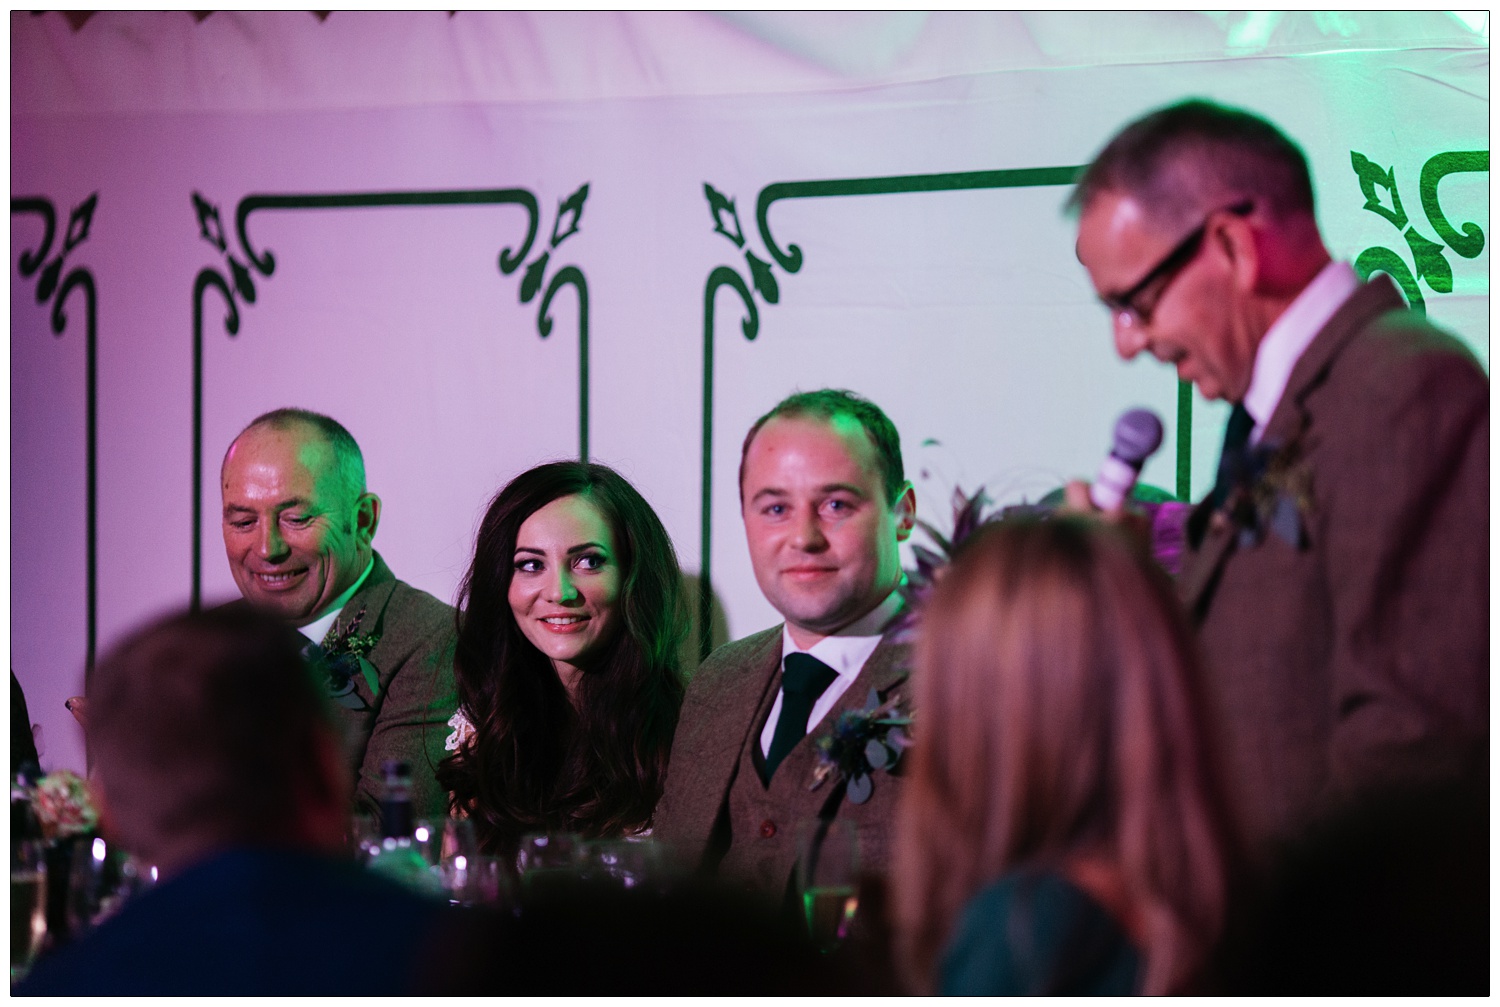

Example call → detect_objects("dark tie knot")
1224 403 1254 453
1210 403 1257 511
782 652 838 698
763 652 841 783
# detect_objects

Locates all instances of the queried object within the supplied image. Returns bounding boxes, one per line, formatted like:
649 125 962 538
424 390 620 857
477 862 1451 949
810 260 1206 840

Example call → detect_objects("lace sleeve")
444 707 475 753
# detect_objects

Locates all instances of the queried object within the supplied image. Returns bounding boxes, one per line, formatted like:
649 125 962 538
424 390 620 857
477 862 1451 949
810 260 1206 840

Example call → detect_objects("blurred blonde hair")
893 518 1236 994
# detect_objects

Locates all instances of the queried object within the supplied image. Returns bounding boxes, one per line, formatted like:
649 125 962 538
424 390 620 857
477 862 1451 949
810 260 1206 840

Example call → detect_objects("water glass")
11 840 48 982
65 835 153 938
515 832 583 901
439 816 478 864
795 820 861 953
437 854 509 907
577 837 669 891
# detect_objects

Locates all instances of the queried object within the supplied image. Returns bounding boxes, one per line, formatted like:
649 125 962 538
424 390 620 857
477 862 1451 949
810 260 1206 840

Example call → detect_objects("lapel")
339 552 398 708
671 628 784 835
1179 277 1405 618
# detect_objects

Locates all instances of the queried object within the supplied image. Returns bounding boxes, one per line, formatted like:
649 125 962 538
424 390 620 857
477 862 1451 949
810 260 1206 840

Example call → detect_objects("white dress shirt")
1241 261 1360 444
298 556 376 644
758 586 905 758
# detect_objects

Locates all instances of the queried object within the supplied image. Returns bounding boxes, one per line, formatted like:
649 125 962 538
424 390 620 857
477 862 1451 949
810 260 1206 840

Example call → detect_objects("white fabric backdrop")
10 11 1489 773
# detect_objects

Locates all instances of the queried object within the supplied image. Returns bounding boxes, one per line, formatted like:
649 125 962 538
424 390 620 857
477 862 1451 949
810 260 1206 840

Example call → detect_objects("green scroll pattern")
12 194 101 673
188 184 590 607
1351 150 1488 314
697 167 1093 659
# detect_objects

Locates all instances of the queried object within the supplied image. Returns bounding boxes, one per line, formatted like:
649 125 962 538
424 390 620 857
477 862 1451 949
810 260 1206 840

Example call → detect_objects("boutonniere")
317 606 380 710
323 605 378 658
1216 437 1315 549
30 769 98 843
808 687 912 805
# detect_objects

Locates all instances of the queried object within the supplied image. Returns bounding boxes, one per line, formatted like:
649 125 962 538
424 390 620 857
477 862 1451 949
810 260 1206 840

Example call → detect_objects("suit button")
759 819 777 839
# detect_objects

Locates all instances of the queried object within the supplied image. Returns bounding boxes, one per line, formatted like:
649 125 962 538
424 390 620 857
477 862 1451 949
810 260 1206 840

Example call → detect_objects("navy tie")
1209 403 1255 510
764 653 838 782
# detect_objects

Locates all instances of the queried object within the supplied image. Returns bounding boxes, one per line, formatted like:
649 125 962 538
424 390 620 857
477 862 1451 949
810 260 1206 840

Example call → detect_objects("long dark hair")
436 461 686 854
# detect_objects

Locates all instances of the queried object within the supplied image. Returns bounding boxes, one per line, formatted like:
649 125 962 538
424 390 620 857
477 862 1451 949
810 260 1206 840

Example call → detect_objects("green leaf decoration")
228 256 257 304
864 739 891 771
1350 152 1407 230
704 183 745 248
193 191 227 252
846 772 873 805
1354 245 1424 315
1404 228 1452 293
745 249 779 304
549 183 589 249
520 250 550 304
63 193 97 254
1420 150 1488 259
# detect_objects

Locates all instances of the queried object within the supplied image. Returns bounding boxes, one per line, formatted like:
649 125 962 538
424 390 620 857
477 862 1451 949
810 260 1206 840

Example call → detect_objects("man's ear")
1213 211 1261 294
892 482 917 542
355 492 381 547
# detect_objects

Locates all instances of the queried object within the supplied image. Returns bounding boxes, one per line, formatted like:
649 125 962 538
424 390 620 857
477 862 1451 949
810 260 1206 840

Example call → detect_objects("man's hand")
1059 480 1154 551
1060 480 1099 515
64 695 88 730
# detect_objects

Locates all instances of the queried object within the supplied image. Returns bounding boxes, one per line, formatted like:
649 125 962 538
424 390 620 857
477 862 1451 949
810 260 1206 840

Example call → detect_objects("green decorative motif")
704 183 745 247
12 194 101 672
1351 149 1488 314
695 166 1094 660
1421 152 1488 258
188 184 591 608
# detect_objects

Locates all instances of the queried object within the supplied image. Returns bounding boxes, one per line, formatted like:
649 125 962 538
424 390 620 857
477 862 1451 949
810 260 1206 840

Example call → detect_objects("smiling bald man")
220 408 457 823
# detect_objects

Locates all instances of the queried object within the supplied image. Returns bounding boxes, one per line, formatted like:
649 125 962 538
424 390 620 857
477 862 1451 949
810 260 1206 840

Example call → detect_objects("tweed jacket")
1181 275 1488 851
323 552 458 822
654 625 910 897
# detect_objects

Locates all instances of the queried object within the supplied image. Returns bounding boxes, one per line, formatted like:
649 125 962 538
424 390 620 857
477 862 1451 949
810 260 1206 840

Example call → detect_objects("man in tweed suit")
656 390 916 899
1070 100 1488 851
221 409 457 821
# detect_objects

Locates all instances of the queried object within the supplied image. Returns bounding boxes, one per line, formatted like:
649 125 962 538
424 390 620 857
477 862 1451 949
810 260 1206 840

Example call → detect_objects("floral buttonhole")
810 687 912 805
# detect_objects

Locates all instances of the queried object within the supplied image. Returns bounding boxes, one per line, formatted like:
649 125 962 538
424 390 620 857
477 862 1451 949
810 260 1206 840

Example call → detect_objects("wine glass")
515 832 583 903
795 820 861 953
437 854 510 907
578 837 669 891
439 816 478 863
434 817 510 906
66 835 151 937
11 839 48 982
350 812 382 864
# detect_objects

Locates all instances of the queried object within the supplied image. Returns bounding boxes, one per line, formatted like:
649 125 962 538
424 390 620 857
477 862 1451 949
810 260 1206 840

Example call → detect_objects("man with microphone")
1068 100 1487 853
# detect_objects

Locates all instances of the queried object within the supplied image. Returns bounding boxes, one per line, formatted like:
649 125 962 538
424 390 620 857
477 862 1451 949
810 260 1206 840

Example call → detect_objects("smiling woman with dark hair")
436 461 686 856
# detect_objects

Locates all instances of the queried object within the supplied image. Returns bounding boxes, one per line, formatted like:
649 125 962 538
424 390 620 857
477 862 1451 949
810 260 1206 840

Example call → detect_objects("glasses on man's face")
1101 200 1254 328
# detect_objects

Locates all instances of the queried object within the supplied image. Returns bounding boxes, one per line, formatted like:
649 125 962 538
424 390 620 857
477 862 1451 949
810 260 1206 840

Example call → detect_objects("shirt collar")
1242 260 1360 441
297 555 376 643
780 584 904 683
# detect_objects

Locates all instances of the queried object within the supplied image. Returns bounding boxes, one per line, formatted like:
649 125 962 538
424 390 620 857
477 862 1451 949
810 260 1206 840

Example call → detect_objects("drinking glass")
440 816 478 863
411 819 438 867
350 812 382 864
437 854 510 907
65 835 151 938
577 837 670 891
795 820 861 953
11 840 48 982
515 832 583 901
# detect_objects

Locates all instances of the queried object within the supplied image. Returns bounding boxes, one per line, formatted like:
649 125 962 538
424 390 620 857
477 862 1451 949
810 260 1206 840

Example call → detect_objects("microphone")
1090 408 1164 511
